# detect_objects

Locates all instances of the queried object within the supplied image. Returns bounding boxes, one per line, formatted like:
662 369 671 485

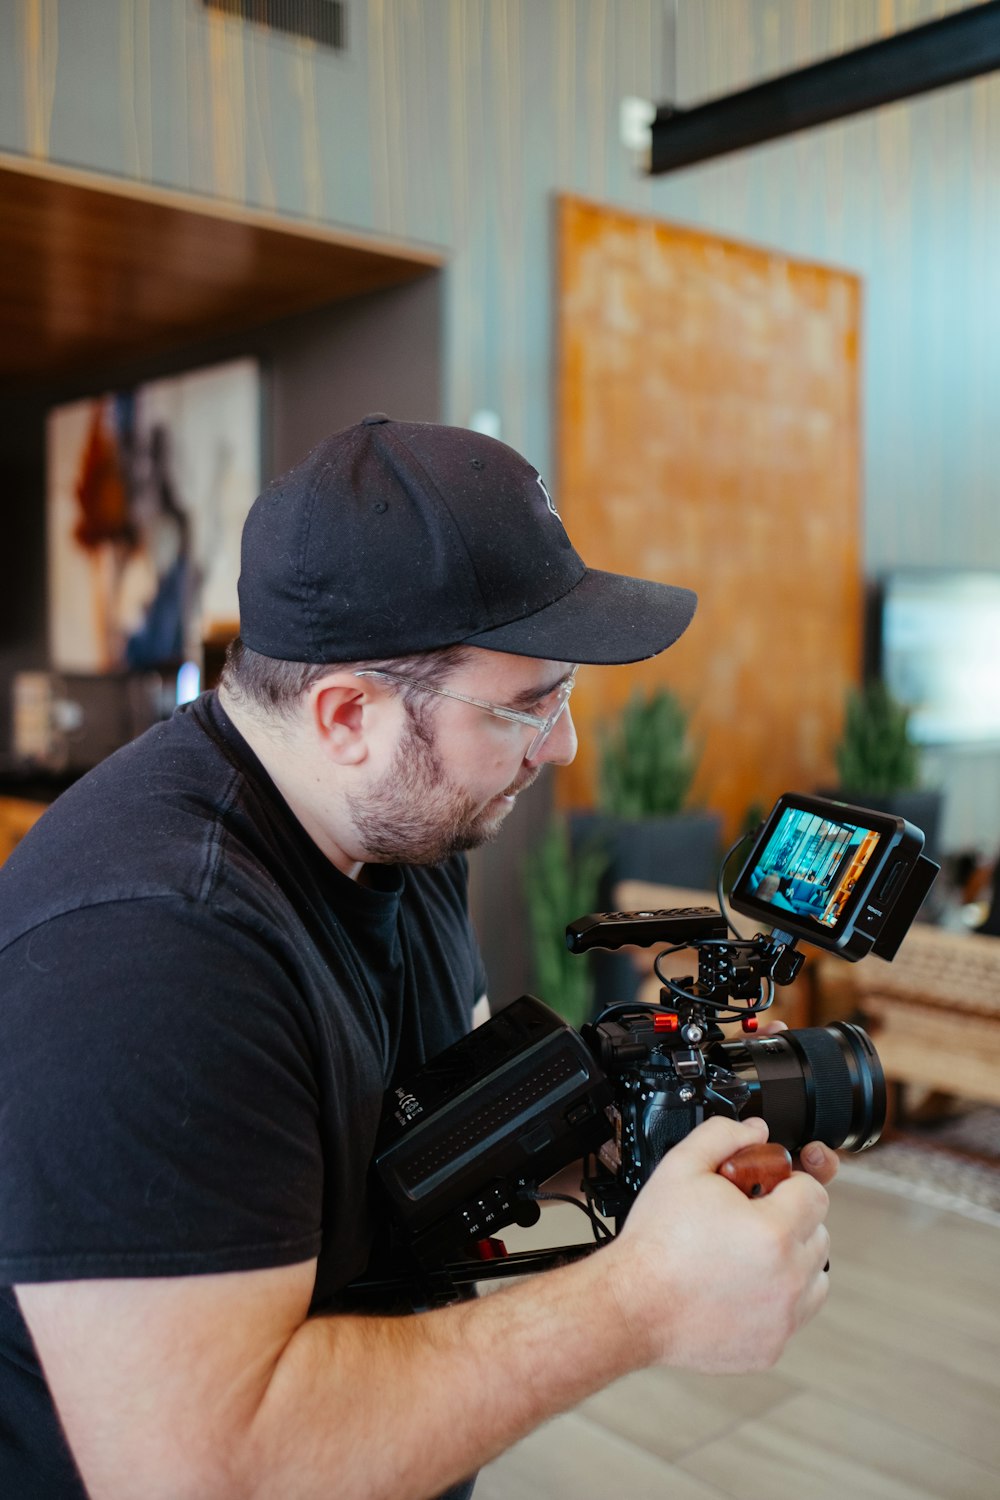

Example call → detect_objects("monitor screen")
729 792 933 961
879 571 1000 746
738 804 882 932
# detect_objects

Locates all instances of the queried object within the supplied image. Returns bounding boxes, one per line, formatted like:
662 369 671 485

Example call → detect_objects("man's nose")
529 706 577 767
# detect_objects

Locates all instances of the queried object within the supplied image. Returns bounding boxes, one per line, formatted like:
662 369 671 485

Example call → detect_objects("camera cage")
350 793 937 1307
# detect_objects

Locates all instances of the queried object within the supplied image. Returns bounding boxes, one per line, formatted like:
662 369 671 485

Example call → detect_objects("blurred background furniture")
813 921 1000 1110
0 795 48 864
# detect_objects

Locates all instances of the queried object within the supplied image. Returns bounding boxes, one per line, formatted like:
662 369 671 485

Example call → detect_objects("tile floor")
475 1179 1000 1499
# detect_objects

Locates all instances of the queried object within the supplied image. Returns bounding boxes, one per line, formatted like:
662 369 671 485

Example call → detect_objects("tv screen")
879 571 1000 746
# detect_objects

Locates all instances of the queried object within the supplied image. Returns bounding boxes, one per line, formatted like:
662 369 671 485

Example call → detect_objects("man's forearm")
244 1122 834 1500
22 1119 832 1500
245 1246 641 1500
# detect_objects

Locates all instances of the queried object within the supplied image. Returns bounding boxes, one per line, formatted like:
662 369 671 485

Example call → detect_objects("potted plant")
595 687 696 818
585 685 722 883
828 680 942 863
522 816 608 1029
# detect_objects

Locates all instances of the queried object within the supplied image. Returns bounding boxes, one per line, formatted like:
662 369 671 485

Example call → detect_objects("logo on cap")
536 475 560 520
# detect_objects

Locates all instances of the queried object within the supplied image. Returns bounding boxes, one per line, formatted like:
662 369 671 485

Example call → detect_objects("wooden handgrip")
718 1143 793 1198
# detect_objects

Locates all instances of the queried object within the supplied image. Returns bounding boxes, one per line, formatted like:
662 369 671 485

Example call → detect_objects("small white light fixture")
176 661 201 706
620 96 655 159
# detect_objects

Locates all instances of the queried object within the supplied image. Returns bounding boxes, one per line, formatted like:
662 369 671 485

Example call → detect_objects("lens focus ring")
735 1022 886 1153
785 1023 885 1151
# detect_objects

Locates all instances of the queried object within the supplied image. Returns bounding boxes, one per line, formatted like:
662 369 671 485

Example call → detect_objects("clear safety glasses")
354 665 578 759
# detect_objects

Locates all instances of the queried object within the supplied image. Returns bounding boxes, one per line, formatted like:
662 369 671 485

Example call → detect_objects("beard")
348 714 537 866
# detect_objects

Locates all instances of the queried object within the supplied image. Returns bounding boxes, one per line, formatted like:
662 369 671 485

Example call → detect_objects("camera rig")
351 793 937 1307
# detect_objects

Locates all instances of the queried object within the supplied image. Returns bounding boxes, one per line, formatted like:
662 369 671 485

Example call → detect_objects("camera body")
580 999 883 1222
364 793 936 1299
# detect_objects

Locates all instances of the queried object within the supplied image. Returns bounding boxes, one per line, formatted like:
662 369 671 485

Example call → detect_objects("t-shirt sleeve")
0 898 325 1284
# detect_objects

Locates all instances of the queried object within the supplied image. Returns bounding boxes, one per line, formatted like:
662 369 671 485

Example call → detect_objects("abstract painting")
46 358 260 673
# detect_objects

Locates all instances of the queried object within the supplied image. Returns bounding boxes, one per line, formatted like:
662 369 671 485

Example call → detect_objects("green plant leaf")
596 687 695 817
834 680 920 795
522 816 608 1029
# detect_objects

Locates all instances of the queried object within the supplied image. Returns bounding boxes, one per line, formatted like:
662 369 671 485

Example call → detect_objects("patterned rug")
837 1104 1000 1227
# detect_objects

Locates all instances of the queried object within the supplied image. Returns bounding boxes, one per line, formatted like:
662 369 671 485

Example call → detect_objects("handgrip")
565 907 727 953
718 1142 793 1198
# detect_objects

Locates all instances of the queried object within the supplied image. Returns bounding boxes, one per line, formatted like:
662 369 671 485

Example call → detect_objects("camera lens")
720 1022 886 1152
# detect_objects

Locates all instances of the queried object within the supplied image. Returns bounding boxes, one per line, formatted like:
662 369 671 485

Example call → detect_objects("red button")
653 1014 680 1032
475 1237 508 1260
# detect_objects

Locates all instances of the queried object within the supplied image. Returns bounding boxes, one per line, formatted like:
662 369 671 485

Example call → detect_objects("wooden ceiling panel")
0 154 443 387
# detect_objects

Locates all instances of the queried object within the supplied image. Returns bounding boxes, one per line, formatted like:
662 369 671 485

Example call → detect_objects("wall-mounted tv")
877 571 1000 747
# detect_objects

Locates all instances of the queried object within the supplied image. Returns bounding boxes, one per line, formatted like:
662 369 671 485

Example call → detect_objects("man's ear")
308 677 374 765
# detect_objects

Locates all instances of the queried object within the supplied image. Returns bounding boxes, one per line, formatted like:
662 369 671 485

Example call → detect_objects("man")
0 415 835 1500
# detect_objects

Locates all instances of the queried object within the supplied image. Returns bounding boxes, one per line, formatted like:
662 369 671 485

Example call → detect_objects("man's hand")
795 1138 840 1185
605 1114 831 1375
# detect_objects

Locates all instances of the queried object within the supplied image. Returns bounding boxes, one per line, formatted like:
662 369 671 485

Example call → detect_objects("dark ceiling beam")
650 0 1000 174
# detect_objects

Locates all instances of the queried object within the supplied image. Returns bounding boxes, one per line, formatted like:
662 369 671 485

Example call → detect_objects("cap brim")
462 569 697 665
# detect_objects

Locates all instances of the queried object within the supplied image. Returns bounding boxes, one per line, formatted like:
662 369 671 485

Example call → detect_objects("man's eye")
529 689 562 718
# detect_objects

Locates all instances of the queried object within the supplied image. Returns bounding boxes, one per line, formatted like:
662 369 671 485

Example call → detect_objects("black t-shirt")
0 693 487 1498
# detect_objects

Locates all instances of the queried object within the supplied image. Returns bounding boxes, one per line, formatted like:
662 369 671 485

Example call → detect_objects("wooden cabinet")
0 797 49 864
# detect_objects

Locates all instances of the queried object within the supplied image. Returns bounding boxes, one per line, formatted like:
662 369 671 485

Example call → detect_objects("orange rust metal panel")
555 195 862 841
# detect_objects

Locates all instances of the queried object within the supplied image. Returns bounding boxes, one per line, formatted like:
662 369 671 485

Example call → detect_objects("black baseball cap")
238 414 696 665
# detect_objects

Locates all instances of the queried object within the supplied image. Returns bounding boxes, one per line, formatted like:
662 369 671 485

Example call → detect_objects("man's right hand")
604 1114 831 1375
